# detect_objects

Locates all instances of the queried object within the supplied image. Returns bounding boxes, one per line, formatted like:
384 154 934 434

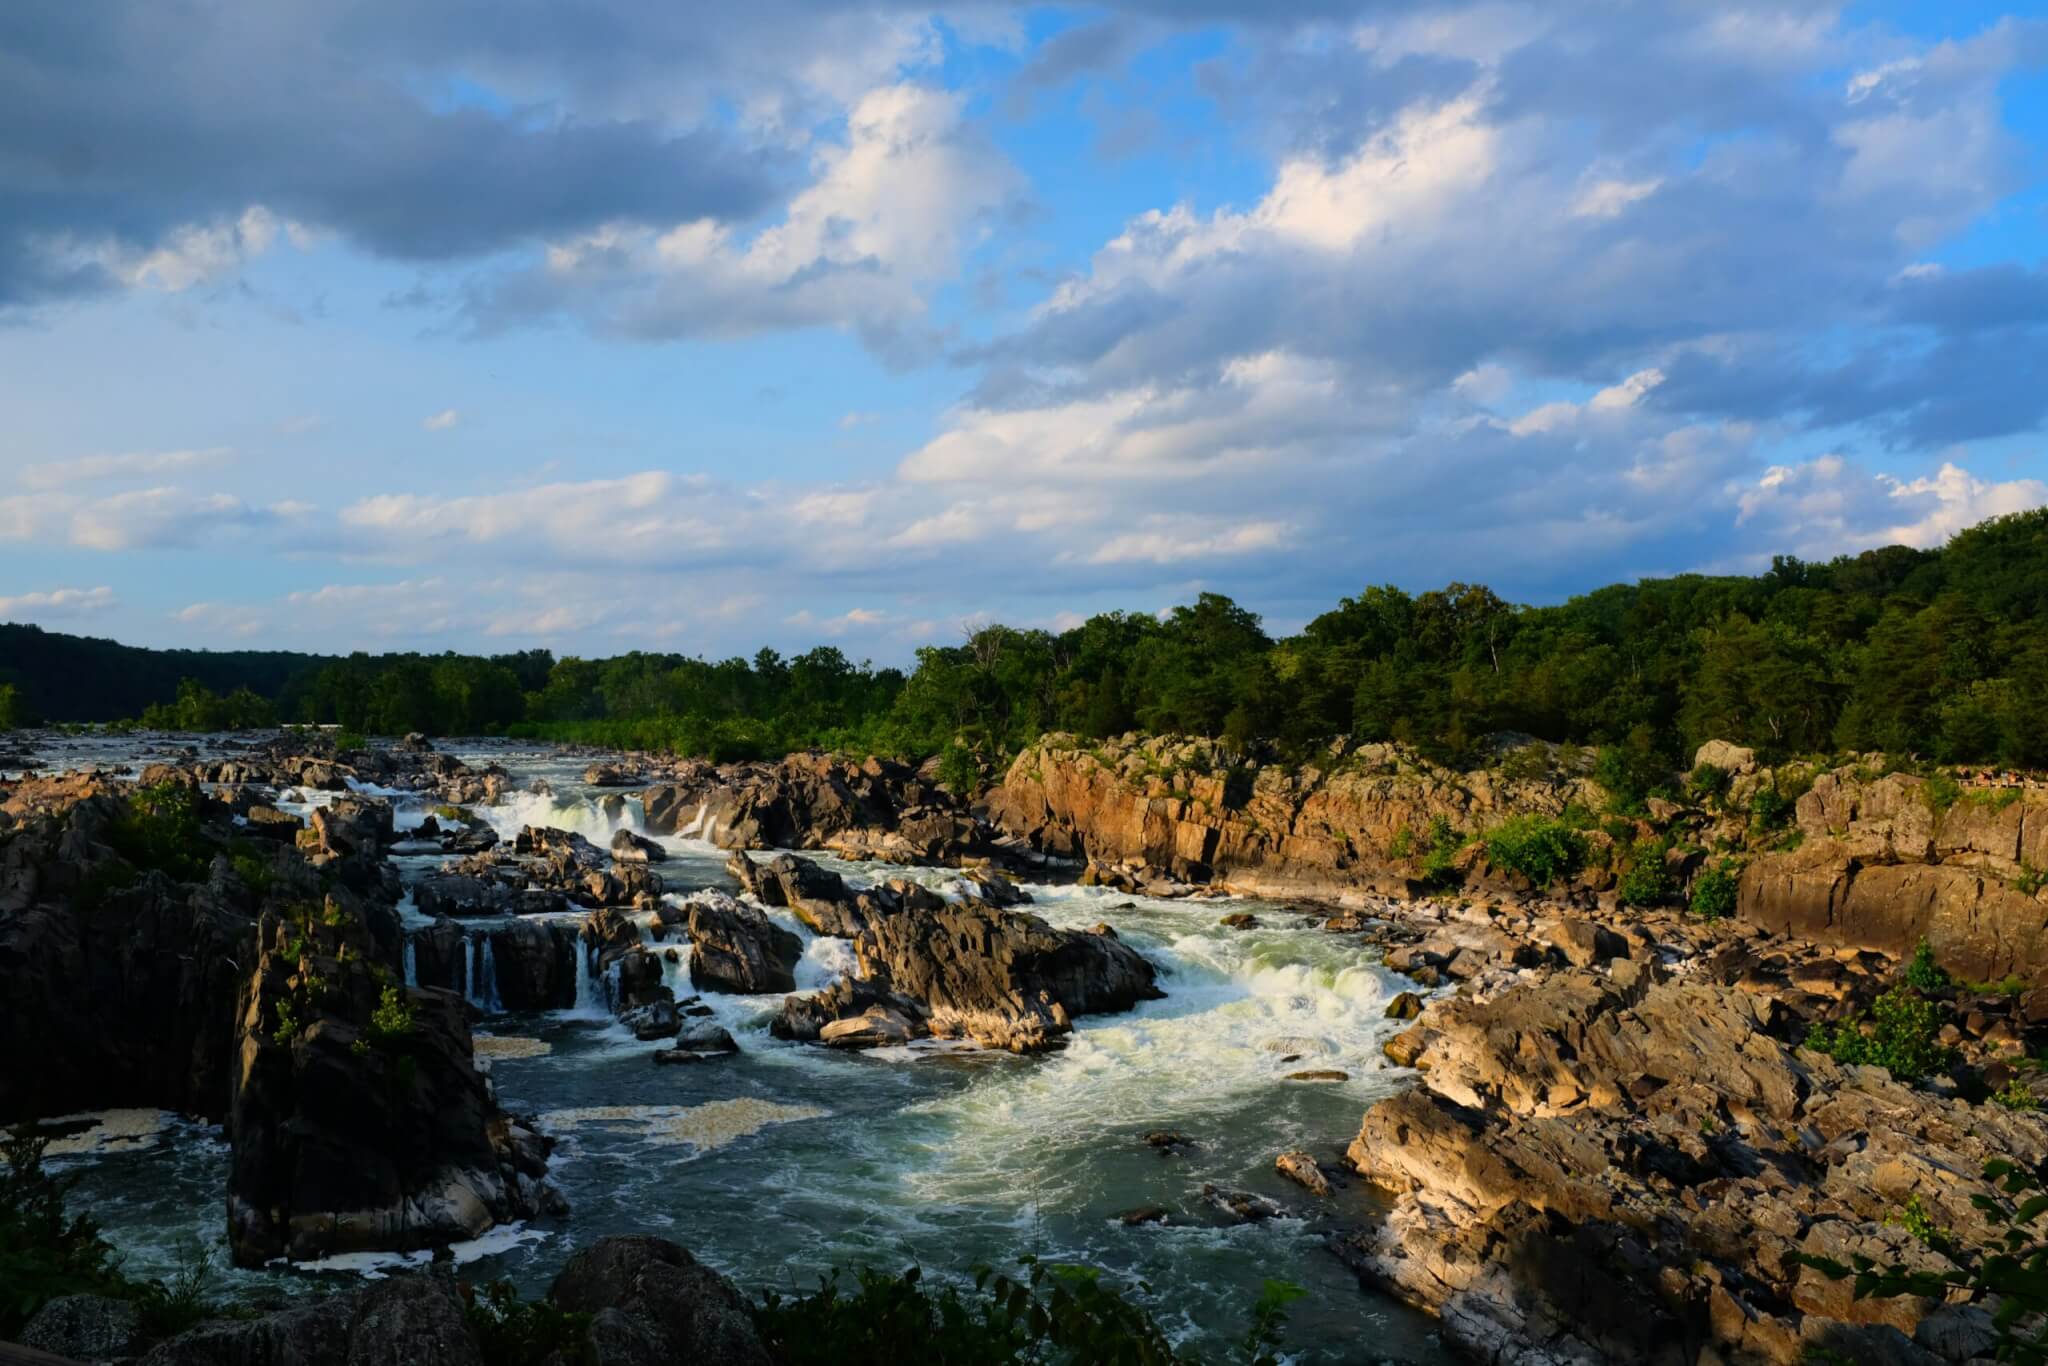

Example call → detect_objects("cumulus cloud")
0 486 308 551
422 409 461 432
470 84 1022 351
0 585 116 619
1736 456 2048 561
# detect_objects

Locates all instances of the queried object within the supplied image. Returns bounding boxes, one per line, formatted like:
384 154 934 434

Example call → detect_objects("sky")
2 0 2046 662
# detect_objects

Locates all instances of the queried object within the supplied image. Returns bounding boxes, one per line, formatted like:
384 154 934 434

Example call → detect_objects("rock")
21 1293 144 1361
547 1236 771 1366
1385 991 1424 1020
666 1020 740 1058
141 1274 478 1366
610 829 667 863
851 902 1163 1051
726 851 867 937
1285 1069 1350 1082
820 1006 918 1048
1219 912 1260 930
1201 1184 1283 1223
227 907 548 1267
621 998 681 1040
1275 1150 1332 1197
1693 740 1758 776
1144 1129 1192 1153
681 890 802 995
307 796 394 860
584 763 641 787
1544 915 1630 968
1119 1206 1171 1226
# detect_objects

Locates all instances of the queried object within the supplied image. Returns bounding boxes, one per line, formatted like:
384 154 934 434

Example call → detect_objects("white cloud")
174 601 270 639
838 410 880 429
1734 455 2048 559
46 207 309 293
22 447 234 489
422 409 461 431
484 83 1021 345
0 585 117 618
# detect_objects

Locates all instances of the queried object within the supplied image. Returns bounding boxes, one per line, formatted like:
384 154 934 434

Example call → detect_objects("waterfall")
466 933 502 1013
571 936 602 1017
402 938 418 988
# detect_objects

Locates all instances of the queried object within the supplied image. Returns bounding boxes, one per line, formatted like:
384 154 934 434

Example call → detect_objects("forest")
4 508 2047 774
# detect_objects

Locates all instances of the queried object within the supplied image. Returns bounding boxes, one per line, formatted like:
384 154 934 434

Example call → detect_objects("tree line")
6 508 2047 773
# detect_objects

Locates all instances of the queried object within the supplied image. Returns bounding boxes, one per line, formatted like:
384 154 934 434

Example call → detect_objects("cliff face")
993 733 2048 982
1740 769 2048 982
990 733 1609 902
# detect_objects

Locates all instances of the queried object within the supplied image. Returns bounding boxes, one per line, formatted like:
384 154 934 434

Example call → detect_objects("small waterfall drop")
467 933 503 1013
402 938 418 988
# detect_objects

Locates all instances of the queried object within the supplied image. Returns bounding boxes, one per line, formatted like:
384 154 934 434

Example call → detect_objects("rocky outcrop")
1341 952 2048 1364
1739 768 2048 982
640 750 994 864
547 1235 772 1366
228 904 552 1266
679 889 802 994
992 733 1608 902
725 849 949 937
847 902 1163 1051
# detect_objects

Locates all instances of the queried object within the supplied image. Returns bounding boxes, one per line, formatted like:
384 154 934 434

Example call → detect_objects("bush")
107 782 211 885
937 743 980 795
1748 784 1794 831
465 1279 593 1366
1804 986 1953 1082
1483 816 1586 887
1 1131 128 1338
1616 840 1674 908
1903 939 1953 995
1688 863 1740 919
1416 816 1464 888
1687 762 1731 807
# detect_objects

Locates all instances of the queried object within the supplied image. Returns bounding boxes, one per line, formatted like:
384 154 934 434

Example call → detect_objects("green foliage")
1616 840 1675 907
0 1131 127 1338
1689 862 1741 919
1885 1194 1952 1250
1796 1156 2048 1362
1483 815 1587 887
1994 1078 2041 1112
16 508 2048 772
107 782 211 885
1748 784 1795 831
1804 987 1954 1082
1904 939 1954 995
1922 773 1964 818
368 986 417 1042
1686 761 1731 807
2015 864 2046 897
1386 825 1414 860
0 682 24 730
938 743 981 795
331 729 368 753
271 997 302 1046
754 1257 1297 1366
465 1279 593 1366
1416 816 1465 888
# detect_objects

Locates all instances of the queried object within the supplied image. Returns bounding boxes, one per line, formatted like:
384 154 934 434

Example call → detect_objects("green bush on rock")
1483 815 1586 887
1804 986 1953 1082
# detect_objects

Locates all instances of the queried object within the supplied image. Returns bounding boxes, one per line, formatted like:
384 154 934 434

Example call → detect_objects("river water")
23 736 1449 1362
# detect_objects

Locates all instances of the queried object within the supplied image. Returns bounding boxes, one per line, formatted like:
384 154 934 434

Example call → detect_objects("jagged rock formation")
229 902 553 1266
639 750 994 864
1341 949 2048 1363
752 851 1165 1052
679 888 802 994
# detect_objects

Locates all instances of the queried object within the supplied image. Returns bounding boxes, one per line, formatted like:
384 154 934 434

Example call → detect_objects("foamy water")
44 741 1447 1362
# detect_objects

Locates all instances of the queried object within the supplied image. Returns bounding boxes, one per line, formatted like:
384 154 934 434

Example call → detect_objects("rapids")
41 739 1449 1362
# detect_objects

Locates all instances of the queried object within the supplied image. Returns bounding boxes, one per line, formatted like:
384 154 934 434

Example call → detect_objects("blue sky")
2 0 2045 660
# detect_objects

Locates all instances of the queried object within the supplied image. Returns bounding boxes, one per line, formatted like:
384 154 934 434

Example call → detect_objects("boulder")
546 1237 771 1366
611 829 667 863
21 1294 144 1361
850 902 1162 1051
1692 740 1758 776
726 851 867 937
681 890 803 995
1275 1150 1332 1197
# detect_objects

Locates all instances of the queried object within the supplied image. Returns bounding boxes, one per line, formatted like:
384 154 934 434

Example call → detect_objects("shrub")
937 743 980 795
1804 986 1953 1082
368 986 417 1042
465 1280 593 1366
107 782 210 884
1903 939 1953 995
0 1131 128 1338
2015 864 2046 897
1687 762 1731 808
1993 1078 2040 1112
1417 816 1464 888
1689 862 1740 919
1386 826 1414 860
1920 773 1963 818
1616 840 1674 908
1483 816 1586 887
1748 784 1794 831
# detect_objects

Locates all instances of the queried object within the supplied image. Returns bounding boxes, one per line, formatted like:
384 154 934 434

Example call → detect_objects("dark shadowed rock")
547 1236 771 1366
